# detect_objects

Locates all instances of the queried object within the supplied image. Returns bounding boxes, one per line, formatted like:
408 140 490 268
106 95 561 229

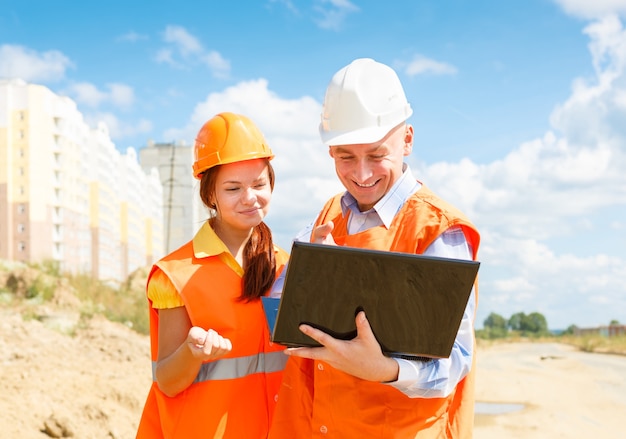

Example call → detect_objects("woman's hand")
187 326 232 360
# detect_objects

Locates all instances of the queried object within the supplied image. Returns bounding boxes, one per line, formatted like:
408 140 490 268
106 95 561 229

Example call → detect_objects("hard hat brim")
319 118 410 146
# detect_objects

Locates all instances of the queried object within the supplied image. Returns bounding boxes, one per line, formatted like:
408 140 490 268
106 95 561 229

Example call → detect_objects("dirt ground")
0 305 151 439
473 341 626 439
2 267 625 438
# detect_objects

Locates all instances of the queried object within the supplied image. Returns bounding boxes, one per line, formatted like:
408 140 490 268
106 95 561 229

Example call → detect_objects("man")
270 58 480 438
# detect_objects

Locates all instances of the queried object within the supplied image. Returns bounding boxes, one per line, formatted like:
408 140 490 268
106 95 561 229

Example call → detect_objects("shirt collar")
340 163 421 229
192 221 229 258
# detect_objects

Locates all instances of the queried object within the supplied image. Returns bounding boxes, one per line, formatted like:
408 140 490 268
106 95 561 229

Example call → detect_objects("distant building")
139 141 206 256
574 324 626 337
0 79 163 282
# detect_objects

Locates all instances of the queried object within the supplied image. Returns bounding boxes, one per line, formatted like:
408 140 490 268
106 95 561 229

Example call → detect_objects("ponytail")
240 221 276 301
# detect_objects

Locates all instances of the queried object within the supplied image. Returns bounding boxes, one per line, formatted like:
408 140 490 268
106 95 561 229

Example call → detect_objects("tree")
484 312 507 330
508 311 549 336
524 312 548 335
508 312 525 331
481 312 508 339
562 324 578 335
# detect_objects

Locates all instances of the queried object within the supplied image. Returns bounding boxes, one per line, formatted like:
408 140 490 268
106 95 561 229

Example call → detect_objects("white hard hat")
319 58 413 146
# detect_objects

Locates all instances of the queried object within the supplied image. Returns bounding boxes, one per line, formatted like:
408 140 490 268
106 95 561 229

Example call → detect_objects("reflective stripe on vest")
151 350 287 382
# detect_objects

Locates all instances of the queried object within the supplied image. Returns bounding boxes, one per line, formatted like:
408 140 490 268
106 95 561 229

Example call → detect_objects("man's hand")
311 221 337 245
285 311 399 382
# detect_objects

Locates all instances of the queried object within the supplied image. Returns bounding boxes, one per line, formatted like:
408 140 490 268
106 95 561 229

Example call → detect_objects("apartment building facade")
0 79 163 282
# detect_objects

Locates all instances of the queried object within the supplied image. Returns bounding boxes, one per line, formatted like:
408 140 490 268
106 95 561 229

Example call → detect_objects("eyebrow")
333 144 385 154
221 176 267 185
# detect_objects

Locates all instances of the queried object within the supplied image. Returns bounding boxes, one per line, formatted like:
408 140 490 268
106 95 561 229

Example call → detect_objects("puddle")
475 402 525 415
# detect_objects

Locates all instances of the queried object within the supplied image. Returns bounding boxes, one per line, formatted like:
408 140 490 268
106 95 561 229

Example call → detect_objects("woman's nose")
241 187 257 203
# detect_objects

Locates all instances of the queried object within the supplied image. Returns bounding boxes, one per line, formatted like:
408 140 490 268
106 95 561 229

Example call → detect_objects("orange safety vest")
136 240 289 439
270 185 480 439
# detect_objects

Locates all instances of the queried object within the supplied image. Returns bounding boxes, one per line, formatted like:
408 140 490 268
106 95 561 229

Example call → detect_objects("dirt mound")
0 262 152 438
0 308 151 438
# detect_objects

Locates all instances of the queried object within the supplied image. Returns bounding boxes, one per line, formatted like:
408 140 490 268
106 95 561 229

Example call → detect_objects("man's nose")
354 159 373 181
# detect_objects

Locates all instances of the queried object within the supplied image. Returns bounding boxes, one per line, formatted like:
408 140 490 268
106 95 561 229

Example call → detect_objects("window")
18 242 26 252
17 224 25 233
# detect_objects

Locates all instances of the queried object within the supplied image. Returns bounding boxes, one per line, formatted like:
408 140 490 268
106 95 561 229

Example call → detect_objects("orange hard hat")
192 112 274 179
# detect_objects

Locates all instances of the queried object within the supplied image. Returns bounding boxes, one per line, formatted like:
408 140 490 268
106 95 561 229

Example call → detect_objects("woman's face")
212 158 272 232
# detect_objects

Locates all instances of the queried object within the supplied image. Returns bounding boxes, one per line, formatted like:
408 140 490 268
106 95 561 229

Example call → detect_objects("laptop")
262 241 480 358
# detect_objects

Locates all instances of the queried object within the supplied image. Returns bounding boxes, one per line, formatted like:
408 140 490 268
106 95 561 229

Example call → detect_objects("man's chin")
353 198 377 212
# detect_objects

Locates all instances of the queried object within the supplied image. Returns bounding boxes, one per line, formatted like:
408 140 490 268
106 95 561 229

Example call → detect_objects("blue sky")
1 0 625 330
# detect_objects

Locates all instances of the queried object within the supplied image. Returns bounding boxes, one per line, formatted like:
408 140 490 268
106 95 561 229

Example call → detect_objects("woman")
136 112 289 438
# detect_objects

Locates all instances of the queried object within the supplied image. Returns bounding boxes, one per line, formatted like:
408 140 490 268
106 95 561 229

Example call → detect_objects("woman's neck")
211 219 253 266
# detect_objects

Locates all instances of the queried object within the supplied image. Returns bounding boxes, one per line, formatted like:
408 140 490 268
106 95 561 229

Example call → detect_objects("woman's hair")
199 160 277 301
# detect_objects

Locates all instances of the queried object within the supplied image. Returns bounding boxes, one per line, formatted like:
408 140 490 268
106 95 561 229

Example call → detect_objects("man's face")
329 123 413 212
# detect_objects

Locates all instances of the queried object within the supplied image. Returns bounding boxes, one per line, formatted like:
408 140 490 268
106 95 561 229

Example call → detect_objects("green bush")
68 272 149 335
1 258 150 336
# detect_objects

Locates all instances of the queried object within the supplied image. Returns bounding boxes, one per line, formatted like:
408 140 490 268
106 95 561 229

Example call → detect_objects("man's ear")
403 124 414 156
328 146 334 158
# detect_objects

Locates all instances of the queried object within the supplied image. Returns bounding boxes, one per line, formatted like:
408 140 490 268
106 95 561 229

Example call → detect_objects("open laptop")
262 241 480 358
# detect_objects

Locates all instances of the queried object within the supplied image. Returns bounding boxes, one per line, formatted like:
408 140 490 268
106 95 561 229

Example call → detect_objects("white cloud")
418 121 626 328
163 78 320 142
550 16 626 146
202 51 230 79
107 83 135 108
156 25 231 77
163 25 202 56
117 31 148 42
66 82 107 107
476 231 626 328
404 55 458 76
0 44 73 83
269 0 299 14
410 15 626 329
86 112 153 145
313 0 360 30
154 48 176 66
553 0 626 19
611 220 624 229
65 82 135 109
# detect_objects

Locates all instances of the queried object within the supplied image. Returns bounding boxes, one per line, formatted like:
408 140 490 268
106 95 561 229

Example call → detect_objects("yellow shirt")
147 222 243 309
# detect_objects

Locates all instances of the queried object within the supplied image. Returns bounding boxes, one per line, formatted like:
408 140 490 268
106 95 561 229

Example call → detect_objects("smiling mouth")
355 180 377 188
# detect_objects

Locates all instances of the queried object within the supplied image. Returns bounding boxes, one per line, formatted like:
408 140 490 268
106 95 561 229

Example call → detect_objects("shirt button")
320 425 328 434
274 394 279 402
317 363 324 371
